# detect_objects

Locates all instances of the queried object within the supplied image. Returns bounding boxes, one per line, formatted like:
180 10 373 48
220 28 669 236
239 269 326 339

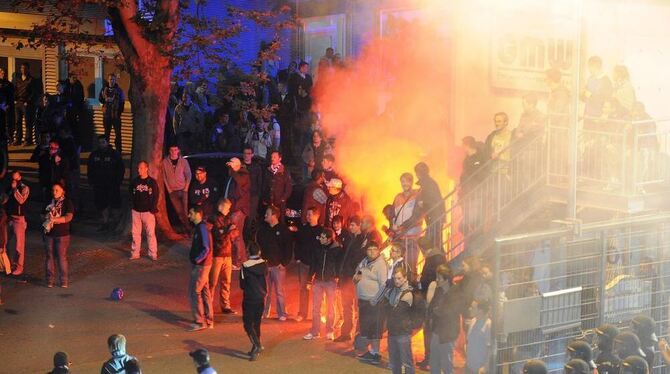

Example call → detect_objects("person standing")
5 171 29 277
42 183 74 288
12 62 37 146
261 150 292 215
256 205 292 321
414 162 445 248
222 157 250 266
325 178 356 228
294 206 323 322
581 56 613 119
465 300 492 374
0 67 13 144
334 215 365 342
427 264 462 374
87 136 124 231
161 144 191 232
130 161 159 260
98 74 125 152
303 228 342 341
242 145 262 223
64 74 85 146
385 266 416 374
187 205 214 331
355 244 388 366
390 172 421 275
189 166 219 221
210 198 238 314
301 169 327 225
240 241 268 361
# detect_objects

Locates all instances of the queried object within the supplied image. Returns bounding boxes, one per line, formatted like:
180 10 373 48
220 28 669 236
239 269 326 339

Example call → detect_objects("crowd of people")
0 49 665 374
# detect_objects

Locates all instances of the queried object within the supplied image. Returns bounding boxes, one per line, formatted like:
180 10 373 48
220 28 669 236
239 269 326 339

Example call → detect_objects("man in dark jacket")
294 206 323 322
12 62 38 146
187 205 214 332
242 145 263 222
99 73 125 152
210 198 239 314
189 166 219 220
222 157 250 266
261 150 292 215
301 169 327 225
130 161 158 260
87 135 124 231
240 242 268 361
0 67 13 144
385 266 415 374
415 162 444 247
335 215 365 342
428 264 462 374
304 228 342 340
64 74 85 146
256 205 292 320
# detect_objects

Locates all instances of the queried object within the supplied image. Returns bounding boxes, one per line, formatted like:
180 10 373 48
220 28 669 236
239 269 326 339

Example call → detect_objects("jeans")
296 261 311 318
189 264 213 325
131 210 158 258
230 210 247 264
103 111 122 153
264 265 287 317
9 216 27 274
311 280 337 335
168 190 189 229
430 333 454 374
44 235 70 285
388 334 415 374
339 279 357 338
210 256 232 311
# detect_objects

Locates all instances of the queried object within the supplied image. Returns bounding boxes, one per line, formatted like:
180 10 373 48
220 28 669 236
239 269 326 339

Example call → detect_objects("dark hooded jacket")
240 256 268 303
309 241 342 283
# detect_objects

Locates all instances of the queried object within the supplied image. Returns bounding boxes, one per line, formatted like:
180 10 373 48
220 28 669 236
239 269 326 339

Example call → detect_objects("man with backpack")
384 266 422 374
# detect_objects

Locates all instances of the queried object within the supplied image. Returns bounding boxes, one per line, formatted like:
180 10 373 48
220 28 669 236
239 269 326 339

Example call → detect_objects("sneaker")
326 332 335 340
333 335 351 342
60 283 69 289
222 308 237 315
358 351 375 361
149 256 158 261
11 270 23 276
187 323 207 332
278 315 287 322
129 254 140 260
294 315 304 322
370 353 382 365
303 333 320 340
47 282 54 288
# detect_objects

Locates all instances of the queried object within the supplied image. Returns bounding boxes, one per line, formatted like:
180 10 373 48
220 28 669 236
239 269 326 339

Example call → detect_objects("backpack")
401 289 427 333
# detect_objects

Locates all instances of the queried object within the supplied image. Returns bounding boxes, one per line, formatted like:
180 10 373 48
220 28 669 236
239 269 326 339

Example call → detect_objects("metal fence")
491 214 670 373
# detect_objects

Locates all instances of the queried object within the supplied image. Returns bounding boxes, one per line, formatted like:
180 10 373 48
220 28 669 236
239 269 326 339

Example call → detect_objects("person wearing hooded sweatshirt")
303 228 342 341
355 243 388 365
48 351 70 374
261 150 292 215
101 334 136 374
240 241 268 361
187 206 214 332
384 266 416 374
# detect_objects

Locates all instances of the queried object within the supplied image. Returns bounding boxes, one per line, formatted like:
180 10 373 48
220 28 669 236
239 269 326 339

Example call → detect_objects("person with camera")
42 183 74 288
5 170 29 276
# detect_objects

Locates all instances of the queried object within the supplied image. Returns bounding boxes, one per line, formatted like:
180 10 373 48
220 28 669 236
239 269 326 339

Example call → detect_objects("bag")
0 251 11 274
402 289 427 333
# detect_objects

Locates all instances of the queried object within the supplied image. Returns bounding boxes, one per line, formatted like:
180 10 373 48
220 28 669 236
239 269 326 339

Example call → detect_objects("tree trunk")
126 55 182 241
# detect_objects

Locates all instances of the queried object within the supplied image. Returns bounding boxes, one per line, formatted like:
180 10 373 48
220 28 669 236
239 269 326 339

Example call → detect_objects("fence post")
490 240 501 374
598 231 607 326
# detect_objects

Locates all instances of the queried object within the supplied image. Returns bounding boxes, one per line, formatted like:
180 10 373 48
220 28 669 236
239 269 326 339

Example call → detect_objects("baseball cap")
326 178 343 189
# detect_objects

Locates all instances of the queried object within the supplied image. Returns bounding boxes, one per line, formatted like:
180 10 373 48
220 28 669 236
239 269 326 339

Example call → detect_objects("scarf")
269 163 283 175
49 196 65 217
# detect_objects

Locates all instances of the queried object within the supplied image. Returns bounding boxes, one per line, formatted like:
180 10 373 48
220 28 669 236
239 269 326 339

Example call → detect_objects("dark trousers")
340 280 358 338
103 112 122 153
44 235 70 285
14 102 34 143
243 300 264 345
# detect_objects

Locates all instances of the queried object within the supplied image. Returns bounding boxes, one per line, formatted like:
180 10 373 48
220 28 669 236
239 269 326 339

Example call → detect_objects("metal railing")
491 214 670 373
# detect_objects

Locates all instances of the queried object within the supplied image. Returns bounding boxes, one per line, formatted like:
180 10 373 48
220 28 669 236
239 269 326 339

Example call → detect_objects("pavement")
0 219 397 373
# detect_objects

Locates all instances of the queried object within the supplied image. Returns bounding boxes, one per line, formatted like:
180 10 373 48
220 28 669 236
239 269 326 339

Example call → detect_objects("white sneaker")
326 332 335 340
303 333 320 340
294 315 304 322
278 315 287 322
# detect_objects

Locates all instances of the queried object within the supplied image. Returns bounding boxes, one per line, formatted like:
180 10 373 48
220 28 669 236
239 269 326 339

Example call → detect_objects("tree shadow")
3 308 19 315
182 339 250 360
125 300 189 328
